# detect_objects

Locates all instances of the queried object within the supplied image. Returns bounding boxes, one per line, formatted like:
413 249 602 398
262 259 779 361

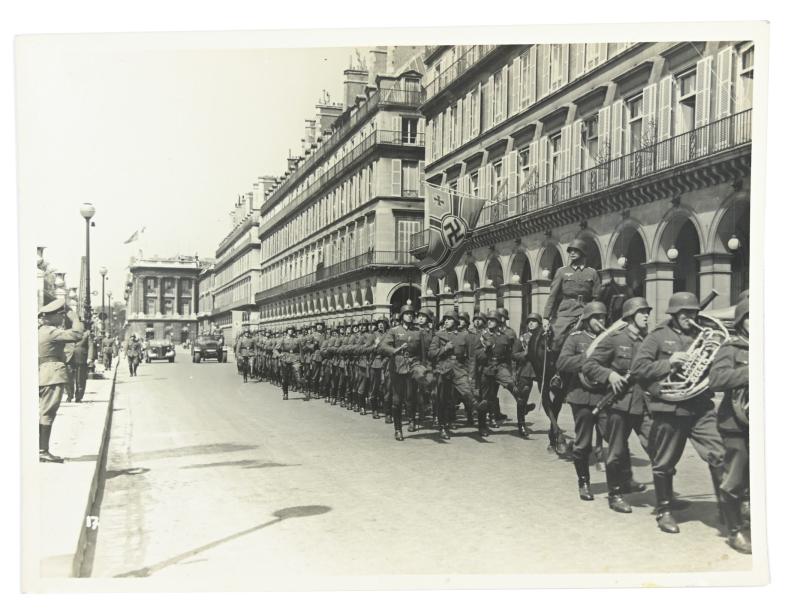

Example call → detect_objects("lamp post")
99 266 107 333
80 203 96 328
108 291 113 335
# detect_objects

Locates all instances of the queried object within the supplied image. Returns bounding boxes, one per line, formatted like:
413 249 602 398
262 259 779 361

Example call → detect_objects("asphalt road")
90 350 751 583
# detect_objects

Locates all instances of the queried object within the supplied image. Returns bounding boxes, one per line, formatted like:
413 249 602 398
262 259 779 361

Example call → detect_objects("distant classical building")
413 42 752 333
255 46 428 330
197 263 215 335
123 255 212 343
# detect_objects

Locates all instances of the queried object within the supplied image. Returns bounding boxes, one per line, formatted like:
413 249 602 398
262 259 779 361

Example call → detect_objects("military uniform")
630 299 725 533
235 335 255 380
126 337 142 376
366 324 387 419
278 332 307 399
477 319 519 437
64 330 90 402
543 264 601 352
378 316 424 437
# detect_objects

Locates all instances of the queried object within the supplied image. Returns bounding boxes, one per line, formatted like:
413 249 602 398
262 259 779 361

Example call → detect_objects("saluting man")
542 238 601 353
38 299 85 463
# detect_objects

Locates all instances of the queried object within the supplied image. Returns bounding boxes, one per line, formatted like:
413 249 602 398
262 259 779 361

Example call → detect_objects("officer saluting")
38 299 85 463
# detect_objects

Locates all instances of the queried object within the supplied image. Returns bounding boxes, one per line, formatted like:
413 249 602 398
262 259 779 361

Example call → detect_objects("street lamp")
99 266 107 333
107 290 113 335
80 202 96 328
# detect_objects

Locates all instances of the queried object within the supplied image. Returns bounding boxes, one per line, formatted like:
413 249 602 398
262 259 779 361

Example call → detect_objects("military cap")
419 308 435 321
39 299 66 315
400 304 416 316
440 309 458 321
474 311 487 322
580 301 608 320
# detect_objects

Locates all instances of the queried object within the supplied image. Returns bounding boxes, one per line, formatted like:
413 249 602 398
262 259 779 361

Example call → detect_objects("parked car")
193 335 227 363
145 339 176 363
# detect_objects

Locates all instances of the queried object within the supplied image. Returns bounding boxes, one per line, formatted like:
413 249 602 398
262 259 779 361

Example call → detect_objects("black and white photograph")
14 16 770 594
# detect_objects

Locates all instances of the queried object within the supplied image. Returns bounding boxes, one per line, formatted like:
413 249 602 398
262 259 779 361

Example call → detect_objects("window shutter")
542 45 551 96
500 64 509 122
611 100 624 159
571 119 583 175
464 91 473 141
695 56 713 128
456 98 464 148
442 108 451 154
560 124 572 181
391 159 401 196
560 44 570 86
511 56 521 115
507 150 519 215
716 46 734 148
575 43 586 77
598 43 608 63
538 136 549 185
658 76 673 143
529 45 537 104
417 117 425 139
529 139 539 190
474 85 482 136
418 161 425 197
479 165 488 199
485 75 494 128
642 83 658 145
393 115 401 140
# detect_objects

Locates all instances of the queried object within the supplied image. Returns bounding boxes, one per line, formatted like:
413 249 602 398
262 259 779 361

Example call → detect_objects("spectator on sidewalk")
101 332 115 369
64 327 90 403
38 299 85 463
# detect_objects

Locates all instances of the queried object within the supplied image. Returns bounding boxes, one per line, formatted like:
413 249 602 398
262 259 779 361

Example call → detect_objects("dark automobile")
145 339 176 363
193 335 227 363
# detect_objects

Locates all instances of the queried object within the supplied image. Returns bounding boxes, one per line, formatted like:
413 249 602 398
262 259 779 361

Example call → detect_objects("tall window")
401 160 419 196
491 160 504 199
401 117 418 144
550 45 563 91
518 146 531 191
470 87 480 134
677 70 697 134
519 51 531 106
582 114 599 167
627 94 644 152
450 103 459 150
396 216 422 253
738 44 754 111
469 171 479 196
492 70 503 124
549 134 562 181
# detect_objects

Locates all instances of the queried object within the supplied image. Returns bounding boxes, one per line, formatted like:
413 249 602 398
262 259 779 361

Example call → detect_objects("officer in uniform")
307 322 325 398
321 325 337 403
477 310 522 438
708 296 751 554
64 326 90 402
583 297 653 513
354 319 372 415
556 302 607 500
235 330 256 381
334 323 350 406
38 299 85 463
542 238 601 354
429 309 485 440
412 308 436 428
278 325 308 400
630 292 726 534
126 334 142 376
366 318 387 419
101 332 115 370
379 304 420 441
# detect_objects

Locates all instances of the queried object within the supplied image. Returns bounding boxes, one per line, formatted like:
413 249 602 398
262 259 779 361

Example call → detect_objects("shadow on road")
106 467 150 479
181 459 299 470
113 505 332 578
130 443 259 462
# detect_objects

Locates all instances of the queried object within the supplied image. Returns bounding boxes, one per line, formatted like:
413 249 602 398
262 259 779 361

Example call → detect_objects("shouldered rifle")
592 373 631 416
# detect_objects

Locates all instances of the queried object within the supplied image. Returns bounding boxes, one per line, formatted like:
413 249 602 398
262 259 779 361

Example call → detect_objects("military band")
225 287 751 555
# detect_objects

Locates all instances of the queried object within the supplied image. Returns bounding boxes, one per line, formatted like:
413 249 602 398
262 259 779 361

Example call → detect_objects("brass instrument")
658 314 729 402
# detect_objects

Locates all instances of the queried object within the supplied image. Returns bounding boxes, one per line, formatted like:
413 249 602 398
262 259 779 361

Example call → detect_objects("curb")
71 356 120 577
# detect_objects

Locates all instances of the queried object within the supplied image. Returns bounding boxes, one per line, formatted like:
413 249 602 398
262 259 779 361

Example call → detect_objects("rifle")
592 373 631 416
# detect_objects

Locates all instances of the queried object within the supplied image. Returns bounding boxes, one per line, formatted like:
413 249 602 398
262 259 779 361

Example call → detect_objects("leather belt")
38 356 62 365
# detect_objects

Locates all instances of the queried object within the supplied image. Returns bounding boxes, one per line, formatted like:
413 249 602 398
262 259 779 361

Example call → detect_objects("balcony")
263 88 424 211
411 109 752 254
423 45 500 103
259 129 425 237
255 250 416 303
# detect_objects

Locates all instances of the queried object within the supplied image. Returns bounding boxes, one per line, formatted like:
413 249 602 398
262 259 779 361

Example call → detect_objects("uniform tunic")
39 322 84 425
543 265 601 349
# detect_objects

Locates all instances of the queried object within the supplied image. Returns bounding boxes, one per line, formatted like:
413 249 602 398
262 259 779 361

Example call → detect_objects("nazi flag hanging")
416 183 488 279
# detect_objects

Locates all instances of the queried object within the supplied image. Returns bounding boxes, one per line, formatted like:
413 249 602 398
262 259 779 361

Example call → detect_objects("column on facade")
477 286 497 315
642 261 676 321
373 303 392 322
456 288 475 316
437 292 454 316
420 293 438 313
600 267 628 287
501 282 524 335
696 253 734 308
529 279 551 318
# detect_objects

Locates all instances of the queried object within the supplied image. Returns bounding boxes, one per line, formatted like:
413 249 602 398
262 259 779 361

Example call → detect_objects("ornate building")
413 42 752 333
123 255 211 343
255 46 428 330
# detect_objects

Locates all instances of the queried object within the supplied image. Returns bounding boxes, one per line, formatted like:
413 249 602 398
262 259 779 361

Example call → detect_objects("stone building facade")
413 42 752 334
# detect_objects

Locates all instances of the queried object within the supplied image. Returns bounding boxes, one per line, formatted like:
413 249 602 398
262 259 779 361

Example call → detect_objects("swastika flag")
416 183 487 279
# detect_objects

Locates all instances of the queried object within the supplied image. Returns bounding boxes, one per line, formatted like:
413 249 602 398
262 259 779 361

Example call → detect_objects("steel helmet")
666 292 701 314
441 308 458 321
526 312 543 324
360 318 370 327
419 307 435 321
567 238 588 256
486 309 501 322
496 307 509 320
734 298 749 328
400 304 416 317
621 297 652 320
458 311 471 324
474 311 487 322
391 312 401 322
580 301 608 321
738 289 749 302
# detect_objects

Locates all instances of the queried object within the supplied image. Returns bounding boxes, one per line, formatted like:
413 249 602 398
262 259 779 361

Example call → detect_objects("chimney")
343 68 369 108
304 120 316 153
315 102 342 137
389 46 424 75
368 47 388 81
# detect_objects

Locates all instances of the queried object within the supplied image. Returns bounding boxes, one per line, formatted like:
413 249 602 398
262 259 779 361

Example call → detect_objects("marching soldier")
379 304 420 441
278 325 308 400
38 299 85 463
542 238 601 354
126 334 142 376
630 292 726 534
321 325 338 403
556 302 607 500
308 321 325 398
514 313 543 421
235 330 255 382
412 309 436 428
367 318 388 419
354 319 371 415
477 310 522 438
583 297 653 513
708 296 751 554
101 332 115 370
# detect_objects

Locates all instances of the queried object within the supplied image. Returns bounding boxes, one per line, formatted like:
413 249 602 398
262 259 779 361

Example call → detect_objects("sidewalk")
39 357 119 578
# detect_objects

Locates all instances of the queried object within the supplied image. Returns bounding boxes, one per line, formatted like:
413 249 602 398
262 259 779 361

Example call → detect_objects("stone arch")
443 268 459 293
510 249 534 317
462 262 480 291
652 207 707 263
363 283 374 306
483 255 505 288
535 241 564 280
606 218 651 268
354 285 363 307
425 275 440 296
387 282 421 313
709 190 750 253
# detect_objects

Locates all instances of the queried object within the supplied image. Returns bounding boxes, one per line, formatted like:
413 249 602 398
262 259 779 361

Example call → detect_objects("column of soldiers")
231 278 750 556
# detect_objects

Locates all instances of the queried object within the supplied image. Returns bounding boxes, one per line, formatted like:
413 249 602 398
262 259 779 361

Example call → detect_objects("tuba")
658 314 729 402
578 319 627 391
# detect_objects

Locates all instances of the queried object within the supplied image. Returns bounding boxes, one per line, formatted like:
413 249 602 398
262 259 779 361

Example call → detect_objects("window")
519 51 531 106
491 160 504 199
470 87 480 134
396 216 422 253
585 43 601 71
549 134 562 181
738 45 754 110
469 171 479 197
582 115 599 167
448 179 458 193
518 146 531 191
450 104 459 150
401 117 418 144
550 44 565 91
401 160 419 197
492 70 503 123
627 94 644 152
677 70 697 134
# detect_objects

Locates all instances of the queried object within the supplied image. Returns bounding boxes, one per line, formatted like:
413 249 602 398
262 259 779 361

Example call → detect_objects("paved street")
91 350 751 582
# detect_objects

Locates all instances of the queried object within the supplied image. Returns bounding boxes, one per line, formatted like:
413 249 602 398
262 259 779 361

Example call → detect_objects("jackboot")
359 397 368 416
605 463 631 512
574 460 594 501
654 475 680 533
720 497 752 554
394 429 404 442
478 412 490 438
439 426 450 440
38 425 63 463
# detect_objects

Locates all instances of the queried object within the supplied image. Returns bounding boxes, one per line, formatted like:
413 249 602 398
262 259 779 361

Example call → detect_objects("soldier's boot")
478 411 490 438
574 460 594 501
720 495 752 554
439 425 450 440
709 464 727 525
654 475 680 534
465 406 475 427
606 464 632 513
394 428 404 442
408 418 418 433
516 400 530 437
359 396 368 416
39 425 63 464
371 397 380 419
385 404 394 424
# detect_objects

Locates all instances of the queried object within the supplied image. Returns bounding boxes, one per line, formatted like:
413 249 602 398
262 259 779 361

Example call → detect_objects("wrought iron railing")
261 129 424 236
255 250 416 302
264 88 423 208
424 45 500 100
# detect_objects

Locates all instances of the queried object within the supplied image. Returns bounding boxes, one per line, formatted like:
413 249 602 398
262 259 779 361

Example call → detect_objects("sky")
16 36 361 300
